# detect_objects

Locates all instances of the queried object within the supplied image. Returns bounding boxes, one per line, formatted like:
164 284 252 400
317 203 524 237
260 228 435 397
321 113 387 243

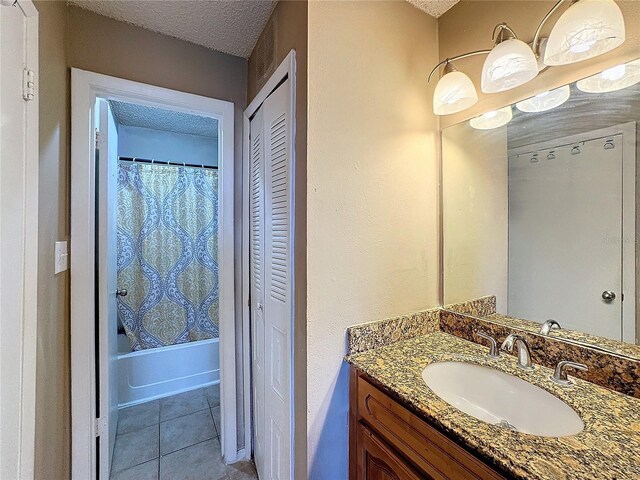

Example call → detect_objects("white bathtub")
117 334 220 407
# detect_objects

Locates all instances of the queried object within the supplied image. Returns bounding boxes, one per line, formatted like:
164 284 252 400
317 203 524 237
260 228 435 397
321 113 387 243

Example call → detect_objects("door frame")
70 69 236 479
508 121 636 343
241 50 297 472
0 1 38 478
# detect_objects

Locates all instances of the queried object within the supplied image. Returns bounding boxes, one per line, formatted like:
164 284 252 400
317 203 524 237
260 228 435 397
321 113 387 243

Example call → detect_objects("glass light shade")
469 106 513 130
481 39 539 93
544 0 625 66
515 85 571 113
576 58 640 93
433 70 478 115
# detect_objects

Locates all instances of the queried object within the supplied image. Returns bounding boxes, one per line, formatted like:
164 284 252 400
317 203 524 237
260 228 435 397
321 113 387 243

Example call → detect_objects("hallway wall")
34 2 70 479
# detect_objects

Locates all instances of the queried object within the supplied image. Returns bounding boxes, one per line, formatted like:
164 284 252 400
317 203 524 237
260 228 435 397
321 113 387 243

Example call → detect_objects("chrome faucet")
539 319 561 335
500 334 534 370
475 330 500 359
551 360 588 386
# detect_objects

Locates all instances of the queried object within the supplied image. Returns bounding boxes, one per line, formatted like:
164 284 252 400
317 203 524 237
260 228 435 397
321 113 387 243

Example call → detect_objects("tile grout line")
159 435 220 459
160 405 213 424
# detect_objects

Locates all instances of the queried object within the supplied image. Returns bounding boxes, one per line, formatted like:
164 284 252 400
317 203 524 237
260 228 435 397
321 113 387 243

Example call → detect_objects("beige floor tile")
159 438 226 480
160 409 215 455
111 424 159 473
117 400 160 435
110 459 158 480
204 384 220 408
160 389 209 421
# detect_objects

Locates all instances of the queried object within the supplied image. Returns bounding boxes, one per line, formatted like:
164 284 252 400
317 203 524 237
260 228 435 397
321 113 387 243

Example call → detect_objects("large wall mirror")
442 58 640 354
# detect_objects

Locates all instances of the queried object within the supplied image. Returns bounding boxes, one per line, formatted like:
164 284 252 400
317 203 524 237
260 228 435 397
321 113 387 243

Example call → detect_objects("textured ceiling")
406 0 460 18
69 0 277 58
109 101 219 138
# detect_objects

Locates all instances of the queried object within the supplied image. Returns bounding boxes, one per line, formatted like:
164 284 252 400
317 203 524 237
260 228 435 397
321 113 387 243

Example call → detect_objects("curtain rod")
118 156 218 170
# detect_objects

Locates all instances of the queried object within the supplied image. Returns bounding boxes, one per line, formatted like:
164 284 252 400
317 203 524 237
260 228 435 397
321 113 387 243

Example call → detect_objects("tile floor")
110 384 258 480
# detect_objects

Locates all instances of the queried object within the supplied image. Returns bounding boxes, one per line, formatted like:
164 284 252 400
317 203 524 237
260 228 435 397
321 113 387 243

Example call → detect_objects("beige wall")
34 4 249 477
34 2 70 479
438 0 640 128
67 6 247 105
442 122 508 311
248 2 308 477
306 1 440 477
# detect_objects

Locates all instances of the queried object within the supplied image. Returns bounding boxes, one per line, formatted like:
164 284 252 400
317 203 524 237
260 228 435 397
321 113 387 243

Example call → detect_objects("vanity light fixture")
469 105 513 130
432 61 479 115
541 0 625 66
428 0 627 115
481 23 539 94
515 85 571 113
576 58 640 93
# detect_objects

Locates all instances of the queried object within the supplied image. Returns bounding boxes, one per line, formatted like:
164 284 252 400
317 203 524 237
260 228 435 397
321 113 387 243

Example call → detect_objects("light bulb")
601 64 626 81
569 40 596 54
469 106 513 130
577 58 640 93
516 85 571 113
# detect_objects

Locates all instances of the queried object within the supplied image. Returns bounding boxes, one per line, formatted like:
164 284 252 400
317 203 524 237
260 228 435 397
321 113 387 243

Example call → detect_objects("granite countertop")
345 331 640 480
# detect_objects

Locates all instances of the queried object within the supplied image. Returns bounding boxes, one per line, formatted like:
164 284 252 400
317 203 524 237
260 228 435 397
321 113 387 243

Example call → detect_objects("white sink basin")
422 362 583 437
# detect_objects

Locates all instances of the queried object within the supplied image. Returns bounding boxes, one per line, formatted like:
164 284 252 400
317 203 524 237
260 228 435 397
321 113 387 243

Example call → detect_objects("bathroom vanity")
346 331 640 480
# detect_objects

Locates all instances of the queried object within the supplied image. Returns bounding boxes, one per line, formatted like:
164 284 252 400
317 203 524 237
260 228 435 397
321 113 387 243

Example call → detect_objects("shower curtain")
116 161 219 351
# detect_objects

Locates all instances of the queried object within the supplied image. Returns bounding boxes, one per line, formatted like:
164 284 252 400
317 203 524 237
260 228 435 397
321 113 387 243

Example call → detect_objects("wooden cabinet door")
357 423 430 480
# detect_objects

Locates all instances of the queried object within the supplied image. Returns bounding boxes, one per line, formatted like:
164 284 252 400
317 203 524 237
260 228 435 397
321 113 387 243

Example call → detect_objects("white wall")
442 123 508 312
118 124 218 167
306 2 440 478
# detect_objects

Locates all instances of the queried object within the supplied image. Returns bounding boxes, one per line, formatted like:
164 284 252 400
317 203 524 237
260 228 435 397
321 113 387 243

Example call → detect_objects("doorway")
70 70 237 480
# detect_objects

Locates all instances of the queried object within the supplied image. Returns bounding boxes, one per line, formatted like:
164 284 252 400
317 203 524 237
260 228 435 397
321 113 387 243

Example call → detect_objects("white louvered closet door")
250 78 293 480
249 106 266 479
263 78 292 480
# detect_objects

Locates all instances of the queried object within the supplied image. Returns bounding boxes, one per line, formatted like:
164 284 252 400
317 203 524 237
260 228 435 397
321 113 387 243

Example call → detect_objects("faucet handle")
539 319 561 335
551 360 588 386
475 330 500 359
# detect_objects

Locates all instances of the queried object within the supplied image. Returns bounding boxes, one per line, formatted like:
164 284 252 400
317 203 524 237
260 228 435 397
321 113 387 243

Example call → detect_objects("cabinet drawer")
356 373 506 480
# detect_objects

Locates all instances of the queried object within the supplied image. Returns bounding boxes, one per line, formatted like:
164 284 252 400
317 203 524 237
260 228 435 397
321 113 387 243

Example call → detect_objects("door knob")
602 290 616 303
116 289 128 297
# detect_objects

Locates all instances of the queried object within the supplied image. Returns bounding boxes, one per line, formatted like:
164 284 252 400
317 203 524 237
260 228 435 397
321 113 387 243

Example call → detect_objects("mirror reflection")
442 58 640 347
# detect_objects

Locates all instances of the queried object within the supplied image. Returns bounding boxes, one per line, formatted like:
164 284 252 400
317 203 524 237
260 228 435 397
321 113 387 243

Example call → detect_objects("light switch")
55 241 68 274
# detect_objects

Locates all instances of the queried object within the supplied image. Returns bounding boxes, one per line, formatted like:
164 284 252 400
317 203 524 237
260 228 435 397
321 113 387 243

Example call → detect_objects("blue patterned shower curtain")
116 162 219 351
